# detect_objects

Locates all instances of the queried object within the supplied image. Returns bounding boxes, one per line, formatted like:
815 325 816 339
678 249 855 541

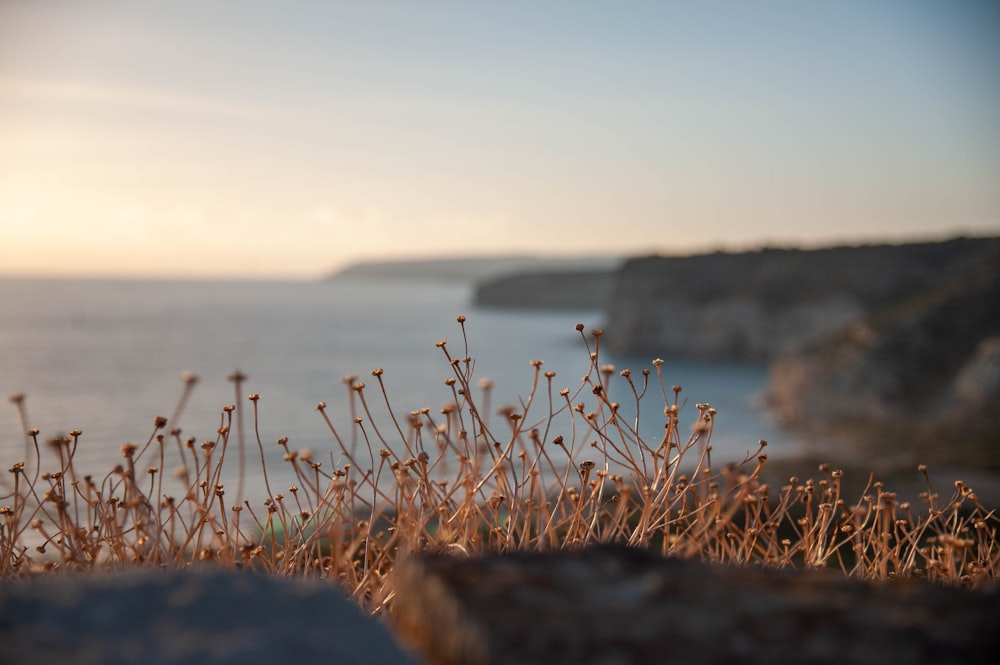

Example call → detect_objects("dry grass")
2 318 997 612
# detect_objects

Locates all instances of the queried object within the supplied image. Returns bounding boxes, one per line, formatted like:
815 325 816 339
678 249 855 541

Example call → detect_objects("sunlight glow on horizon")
1 1 998 279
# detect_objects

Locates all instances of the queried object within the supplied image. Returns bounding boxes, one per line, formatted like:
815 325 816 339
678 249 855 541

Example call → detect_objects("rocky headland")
473 236 1000 470
602 237 1000 362
330 255 619 283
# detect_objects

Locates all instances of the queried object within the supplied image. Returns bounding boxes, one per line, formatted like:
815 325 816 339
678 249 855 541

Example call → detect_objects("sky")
1 0 998 279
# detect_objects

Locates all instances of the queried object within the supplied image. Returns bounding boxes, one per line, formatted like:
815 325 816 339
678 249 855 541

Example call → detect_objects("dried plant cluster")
1 319 997 611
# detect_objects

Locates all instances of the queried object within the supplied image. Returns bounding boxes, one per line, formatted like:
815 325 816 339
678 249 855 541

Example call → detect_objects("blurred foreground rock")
390 546 999 665
0 568 418 665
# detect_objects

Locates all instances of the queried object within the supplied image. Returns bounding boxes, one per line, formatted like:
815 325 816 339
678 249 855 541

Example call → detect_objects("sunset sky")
1 1 998 279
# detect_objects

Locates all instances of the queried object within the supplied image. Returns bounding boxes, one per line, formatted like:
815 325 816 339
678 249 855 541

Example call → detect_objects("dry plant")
1 318 997 612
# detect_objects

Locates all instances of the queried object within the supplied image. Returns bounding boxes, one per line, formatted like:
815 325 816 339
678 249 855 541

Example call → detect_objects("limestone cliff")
766 248 1000 465
605 237 1000 362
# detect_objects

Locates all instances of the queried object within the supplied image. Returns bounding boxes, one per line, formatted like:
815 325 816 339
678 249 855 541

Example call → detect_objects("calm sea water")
0 278 807 498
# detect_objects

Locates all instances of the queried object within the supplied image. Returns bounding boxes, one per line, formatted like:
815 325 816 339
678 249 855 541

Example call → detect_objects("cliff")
603 236 1000 466
604 237 1000 362
767 249 1000 466
330 255 619 283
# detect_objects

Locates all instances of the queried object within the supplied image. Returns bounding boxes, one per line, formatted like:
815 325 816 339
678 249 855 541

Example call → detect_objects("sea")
0 277 813 500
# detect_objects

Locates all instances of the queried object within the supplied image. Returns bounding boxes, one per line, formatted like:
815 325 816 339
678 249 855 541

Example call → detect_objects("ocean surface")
0 278 813 499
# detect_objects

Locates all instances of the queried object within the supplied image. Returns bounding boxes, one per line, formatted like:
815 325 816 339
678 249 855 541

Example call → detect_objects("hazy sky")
1 1 998 279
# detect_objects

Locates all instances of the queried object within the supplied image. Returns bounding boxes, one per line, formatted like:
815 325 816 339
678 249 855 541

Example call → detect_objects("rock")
389 546 1000 665
0 567 420 665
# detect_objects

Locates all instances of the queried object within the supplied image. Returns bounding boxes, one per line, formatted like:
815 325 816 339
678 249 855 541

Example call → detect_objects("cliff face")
766 252 1000 463
605 237 1000 362
606 237 1000 464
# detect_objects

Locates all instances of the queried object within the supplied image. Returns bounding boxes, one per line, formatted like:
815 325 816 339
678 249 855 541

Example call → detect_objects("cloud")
0 77 253 119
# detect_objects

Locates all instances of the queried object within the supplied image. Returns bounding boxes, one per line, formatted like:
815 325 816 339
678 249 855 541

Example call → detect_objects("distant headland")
327 254 621 284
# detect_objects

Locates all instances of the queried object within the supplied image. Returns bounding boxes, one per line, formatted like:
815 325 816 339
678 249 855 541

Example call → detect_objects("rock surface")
390 546 1000 665
0 567 419 665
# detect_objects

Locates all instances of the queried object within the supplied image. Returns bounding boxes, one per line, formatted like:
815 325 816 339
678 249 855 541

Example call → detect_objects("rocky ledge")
390 545 999 665
3 547 998 665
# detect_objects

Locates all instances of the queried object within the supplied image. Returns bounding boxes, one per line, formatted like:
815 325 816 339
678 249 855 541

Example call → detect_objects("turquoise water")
0 278 805 496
